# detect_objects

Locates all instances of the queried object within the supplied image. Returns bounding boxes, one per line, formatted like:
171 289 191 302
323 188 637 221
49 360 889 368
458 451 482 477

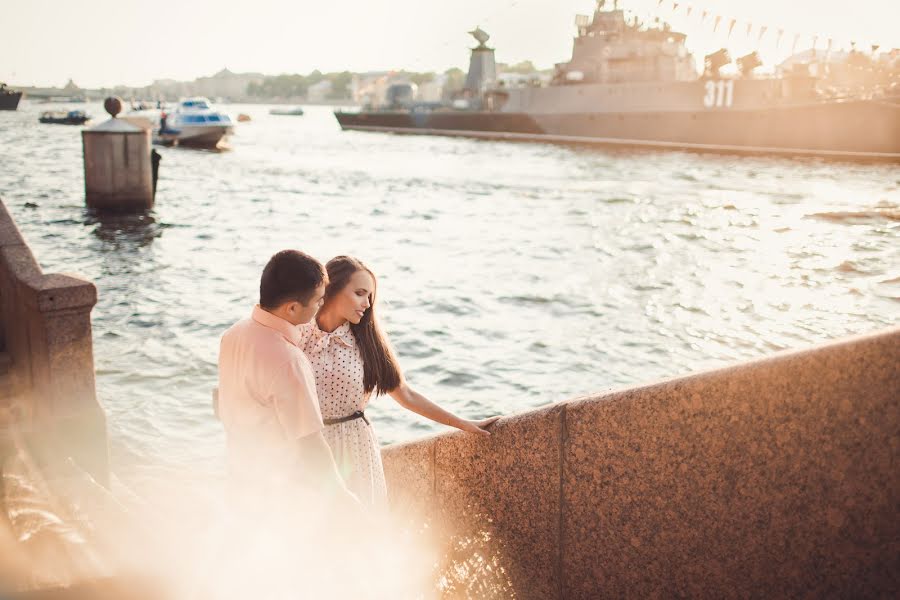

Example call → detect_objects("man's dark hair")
259 250 326 310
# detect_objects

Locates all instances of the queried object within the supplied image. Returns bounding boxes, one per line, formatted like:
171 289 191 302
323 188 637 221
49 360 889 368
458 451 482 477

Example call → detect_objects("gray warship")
335 1 899 161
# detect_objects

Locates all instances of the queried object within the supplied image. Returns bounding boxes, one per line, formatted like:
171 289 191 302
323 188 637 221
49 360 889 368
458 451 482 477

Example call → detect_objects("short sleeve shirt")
217 306 323 480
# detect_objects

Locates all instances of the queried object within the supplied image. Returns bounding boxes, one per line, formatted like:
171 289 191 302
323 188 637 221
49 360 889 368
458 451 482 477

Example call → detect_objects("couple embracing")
217 250 498 510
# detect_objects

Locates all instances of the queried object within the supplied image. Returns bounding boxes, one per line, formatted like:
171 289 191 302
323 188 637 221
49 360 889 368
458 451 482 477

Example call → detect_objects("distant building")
351 72 391 105
192 68 265 101
306 79 333 102
351 72 447 106
62 78 82 95
417 74 447 102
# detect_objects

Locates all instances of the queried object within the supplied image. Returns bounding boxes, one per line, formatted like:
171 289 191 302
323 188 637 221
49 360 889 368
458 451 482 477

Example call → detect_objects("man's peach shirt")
218 305 323 481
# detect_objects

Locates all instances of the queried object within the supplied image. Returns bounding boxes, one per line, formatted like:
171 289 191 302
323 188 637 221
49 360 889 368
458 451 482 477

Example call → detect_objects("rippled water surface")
1 101 898 478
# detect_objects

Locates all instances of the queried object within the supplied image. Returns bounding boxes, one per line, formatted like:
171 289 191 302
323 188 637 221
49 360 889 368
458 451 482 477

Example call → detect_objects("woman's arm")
388 382 500 436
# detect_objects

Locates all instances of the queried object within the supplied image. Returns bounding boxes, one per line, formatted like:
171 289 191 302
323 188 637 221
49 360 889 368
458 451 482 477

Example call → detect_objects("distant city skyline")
3 0 898 88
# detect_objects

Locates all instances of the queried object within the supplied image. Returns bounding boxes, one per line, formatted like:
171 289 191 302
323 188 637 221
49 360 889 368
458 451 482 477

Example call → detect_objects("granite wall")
0 199 108 485
382 326 900 599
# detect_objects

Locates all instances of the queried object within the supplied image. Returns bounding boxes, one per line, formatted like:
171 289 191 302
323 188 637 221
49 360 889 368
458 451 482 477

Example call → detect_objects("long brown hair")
323 256 401 395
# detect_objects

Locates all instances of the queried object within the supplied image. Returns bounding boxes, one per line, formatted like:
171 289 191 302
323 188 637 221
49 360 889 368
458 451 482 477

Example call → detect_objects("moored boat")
159 97 234 148
270 106 305 116
39 109 90 125
0 83 23 111
127 98 234 148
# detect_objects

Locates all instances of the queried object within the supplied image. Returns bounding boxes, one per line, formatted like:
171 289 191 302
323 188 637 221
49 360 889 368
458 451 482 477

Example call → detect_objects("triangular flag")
758 25 767 42
746 22 753 37
701 10 708 23
776 28 784 48
727 18 737 38
713 15 722 32
686 6 693 17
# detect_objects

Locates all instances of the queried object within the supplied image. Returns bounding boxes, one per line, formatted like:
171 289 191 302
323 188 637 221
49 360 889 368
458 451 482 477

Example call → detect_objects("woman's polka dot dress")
299 321 388 509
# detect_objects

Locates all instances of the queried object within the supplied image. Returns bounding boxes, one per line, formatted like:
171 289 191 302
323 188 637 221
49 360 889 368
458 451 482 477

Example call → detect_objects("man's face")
292 282 327 325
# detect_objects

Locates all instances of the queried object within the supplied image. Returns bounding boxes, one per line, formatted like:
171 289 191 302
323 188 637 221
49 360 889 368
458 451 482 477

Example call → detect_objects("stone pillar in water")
82 97 154 211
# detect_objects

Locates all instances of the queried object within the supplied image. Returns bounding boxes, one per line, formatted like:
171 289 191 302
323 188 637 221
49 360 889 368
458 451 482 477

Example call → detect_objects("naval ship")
335 1 900 161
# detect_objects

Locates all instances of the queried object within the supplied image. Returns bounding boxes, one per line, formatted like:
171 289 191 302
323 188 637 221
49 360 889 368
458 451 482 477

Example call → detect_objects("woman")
299 256 499 508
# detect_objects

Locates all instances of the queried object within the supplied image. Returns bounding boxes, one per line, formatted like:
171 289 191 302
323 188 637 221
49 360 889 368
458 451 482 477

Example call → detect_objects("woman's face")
332 269 374 325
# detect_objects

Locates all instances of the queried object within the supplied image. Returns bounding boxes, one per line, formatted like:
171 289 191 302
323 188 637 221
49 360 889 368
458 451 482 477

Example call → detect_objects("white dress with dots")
298 321 388 509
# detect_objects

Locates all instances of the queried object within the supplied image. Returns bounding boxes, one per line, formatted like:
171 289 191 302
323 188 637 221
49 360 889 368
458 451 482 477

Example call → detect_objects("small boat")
0 82 23 111
269 106 304 116
237 113 251 122
162 97 233 147
131 97 234 148
39 109 90 125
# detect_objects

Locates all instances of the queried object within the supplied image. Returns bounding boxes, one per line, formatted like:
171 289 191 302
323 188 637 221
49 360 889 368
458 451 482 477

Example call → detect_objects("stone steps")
0 453 167 599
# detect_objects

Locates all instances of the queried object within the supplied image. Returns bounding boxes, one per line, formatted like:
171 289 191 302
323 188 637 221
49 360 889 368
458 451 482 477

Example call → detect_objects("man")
217 249 355 506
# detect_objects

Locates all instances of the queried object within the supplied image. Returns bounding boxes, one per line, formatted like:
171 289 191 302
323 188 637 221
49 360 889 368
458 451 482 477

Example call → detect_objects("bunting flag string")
631 0 886 60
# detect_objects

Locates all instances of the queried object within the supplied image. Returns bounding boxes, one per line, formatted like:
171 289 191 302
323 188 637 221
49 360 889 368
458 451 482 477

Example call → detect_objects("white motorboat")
128 98 233 148
160 97 233 147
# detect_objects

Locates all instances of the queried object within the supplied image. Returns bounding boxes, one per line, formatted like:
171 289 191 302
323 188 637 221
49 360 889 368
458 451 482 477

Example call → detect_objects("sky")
3 0 898 88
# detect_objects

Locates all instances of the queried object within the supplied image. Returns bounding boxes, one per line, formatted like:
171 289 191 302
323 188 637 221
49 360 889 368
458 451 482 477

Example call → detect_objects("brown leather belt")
323 410 369 426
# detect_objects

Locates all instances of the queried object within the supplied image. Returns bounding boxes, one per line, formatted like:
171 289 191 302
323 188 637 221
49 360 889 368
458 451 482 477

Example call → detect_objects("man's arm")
268 358 359 506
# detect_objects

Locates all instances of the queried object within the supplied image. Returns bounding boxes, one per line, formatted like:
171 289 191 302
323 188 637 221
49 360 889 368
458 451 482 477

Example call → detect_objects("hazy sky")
3 0 898 87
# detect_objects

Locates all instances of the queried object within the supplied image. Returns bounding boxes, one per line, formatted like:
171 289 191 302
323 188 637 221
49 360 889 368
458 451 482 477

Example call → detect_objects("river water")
1 101 898 483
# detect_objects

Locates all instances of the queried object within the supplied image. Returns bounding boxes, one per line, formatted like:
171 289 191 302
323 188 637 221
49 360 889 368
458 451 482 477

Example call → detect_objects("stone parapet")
0 199 108 486
382 326 900 599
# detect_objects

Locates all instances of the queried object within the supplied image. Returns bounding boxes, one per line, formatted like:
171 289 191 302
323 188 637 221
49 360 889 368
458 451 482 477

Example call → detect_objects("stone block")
434 404 564 600
562 328 900 598
382 436 436 515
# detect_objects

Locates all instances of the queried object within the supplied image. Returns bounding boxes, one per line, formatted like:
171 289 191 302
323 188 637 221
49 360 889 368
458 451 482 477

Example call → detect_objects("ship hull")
156 125 232 148
335 99 900 161
0 92 22 111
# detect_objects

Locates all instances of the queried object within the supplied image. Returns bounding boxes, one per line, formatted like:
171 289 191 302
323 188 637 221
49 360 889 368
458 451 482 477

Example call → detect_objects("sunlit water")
1 101 898 489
